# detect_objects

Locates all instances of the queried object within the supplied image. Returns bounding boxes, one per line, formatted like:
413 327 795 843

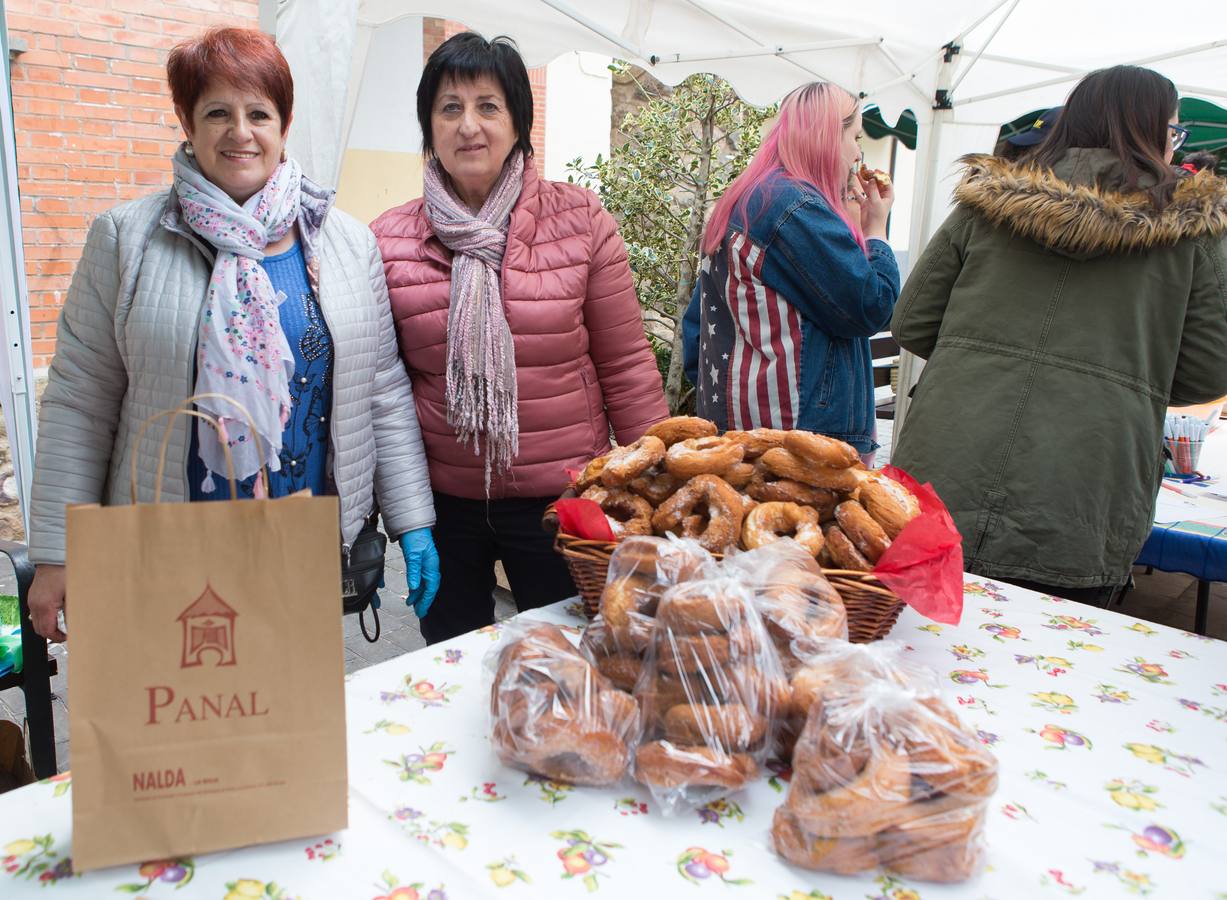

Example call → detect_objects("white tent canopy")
274 0 1226 429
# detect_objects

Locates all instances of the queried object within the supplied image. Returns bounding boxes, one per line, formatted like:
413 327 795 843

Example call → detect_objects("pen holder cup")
1164 437 1204 475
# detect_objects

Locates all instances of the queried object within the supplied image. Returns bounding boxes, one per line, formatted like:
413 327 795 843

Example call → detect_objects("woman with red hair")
25 27 439 641
684 82 899 460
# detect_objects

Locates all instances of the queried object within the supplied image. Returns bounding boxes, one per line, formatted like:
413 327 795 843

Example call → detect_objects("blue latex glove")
400 528 441 619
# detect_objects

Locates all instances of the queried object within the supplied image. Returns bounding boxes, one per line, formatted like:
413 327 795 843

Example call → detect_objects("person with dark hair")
1180 150 1220 175
371 32 668 644
891 65 1227 606
25 27 439 641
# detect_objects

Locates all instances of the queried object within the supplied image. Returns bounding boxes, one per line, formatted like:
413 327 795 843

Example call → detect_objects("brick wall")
422 17 546 177
6 0 260 368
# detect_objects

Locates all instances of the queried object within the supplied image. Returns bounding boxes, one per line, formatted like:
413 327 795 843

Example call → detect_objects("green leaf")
114 884 147 893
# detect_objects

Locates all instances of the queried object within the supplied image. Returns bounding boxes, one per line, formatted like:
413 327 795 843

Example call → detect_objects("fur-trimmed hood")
953 149 1227 259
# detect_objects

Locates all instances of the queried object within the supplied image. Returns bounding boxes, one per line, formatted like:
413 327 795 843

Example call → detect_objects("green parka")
891 149 1227 589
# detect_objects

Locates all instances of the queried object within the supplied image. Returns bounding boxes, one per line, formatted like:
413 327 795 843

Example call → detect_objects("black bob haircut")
417 32 534 159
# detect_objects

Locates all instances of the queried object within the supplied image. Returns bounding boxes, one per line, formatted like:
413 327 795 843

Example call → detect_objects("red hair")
702 82 864 257
167 27 294 133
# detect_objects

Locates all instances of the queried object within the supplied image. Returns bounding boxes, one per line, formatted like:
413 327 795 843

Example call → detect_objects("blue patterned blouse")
188 242 334 501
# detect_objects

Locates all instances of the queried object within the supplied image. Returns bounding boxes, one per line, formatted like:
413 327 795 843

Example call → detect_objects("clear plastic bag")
781 638 942 759
582 536 714 692
773 678 998 882
487 623 641 786
721 539 848 674
632 577 788 814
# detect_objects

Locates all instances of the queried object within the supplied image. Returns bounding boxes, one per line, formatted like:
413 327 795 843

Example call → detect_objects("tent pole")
894 45 956 436
947 0 1020 95
537 0 649 61
0 18 39 533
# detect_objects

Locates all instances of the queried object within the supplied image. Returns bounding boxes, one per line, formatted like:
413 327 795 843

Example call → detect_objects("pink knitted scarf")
423 151 524 491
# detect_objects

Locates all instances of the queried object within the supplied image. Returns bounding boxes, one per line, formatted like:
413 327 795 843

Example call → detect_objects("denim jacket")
684 169 900 452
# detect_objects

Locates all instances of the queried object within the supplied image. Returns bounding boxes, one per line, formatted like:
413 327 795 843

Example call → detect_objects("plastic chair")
0 539 57 778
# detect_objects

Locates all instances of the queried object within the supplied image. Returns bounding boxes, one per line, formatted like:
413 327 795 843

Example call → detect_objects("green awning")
863 106 917 150
1180 97 1227 154
863 97 1227 162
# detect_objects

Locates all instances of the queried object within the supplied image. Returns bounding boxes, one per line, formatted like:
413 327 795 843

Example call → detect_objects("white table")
2 579 1225 898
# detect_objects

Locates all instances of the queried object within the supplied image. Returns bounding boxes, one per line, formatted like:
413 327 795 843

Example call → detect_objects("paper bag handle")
131 393 270 504
131 408 237 503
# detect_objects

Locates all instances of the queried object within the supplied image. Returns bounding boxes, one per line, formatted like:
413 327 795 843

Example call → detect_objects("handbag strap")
359 605 381 643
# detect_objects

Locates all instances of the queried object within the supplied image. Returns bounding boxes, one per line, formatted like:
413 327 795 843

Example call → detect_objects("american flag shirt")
686 170 901 451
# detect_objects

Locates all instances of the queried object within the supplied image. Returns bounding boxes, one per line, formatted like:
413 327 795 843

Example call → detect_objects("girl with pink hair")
683 82 899 460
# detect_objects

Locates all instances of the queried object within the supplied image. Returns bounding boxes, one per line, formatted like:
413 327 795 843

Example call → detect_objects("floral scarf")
173 144 301 491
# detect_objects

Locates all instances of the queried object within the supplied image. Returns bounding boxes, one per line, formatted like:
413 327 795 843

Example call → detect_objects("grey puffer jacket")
28 175 435 565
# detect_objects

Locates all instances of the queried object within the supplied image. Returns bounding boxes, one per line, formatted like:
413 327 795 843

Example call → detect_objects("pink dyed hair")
702 82 865 257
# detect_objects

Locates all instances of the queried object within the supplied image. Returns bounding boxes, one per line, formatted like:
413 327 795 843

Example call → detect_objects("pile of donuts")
486 535 996 882
632 577 787 813
774 641 998 881
573 415 921 570
489 623 640 786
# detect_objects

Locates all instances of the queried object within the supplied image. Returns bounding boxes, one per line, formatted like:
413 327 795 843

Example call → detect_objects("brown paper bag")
65 405 347 871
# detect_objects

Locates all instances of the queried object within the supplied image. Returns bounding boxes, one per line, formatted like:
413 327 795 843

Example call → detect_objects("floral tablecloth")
3 577 1226 899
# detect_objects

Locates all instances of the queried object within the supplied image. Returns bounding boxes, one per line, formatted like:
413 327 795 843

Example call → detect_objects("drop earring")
184 142 195 158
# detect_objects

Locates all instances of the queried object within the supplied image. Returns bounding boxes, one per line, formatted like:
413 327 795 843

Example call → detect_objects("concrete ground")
2 415 1225 774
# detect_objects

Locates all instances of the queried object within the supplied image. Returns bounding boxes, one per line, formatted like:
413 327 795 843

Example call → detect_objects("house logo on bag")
176 584 238 668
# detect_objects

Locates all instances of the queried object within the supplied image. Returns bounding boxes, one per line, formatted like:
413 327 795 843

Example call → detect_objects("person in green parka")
891 65 1227 605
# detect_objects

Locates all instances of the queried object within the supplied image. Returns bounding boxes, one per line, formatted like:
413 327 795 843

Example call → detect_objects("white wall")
544 51 612 182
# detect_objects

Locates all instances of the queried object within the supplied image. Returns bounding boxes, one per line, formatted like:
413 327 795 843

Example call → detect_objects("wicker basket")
552 531 906 644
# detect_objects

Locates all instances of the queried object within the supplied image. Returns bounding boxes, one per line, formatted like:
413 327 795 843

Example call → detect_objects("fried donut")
823 524 873 572
651 474 744 553
902 710 999 800
761 600 847 671
860 477 921 539
879 805 984 883
741 502 825 556
601 435 667 486
655 631 731 677
663 703 768 752
859 165 893 188
634 740 758 790
725 427 789 459
575 453 611 491
645 415 718 446
785 748 912 836
772 808 879 874
784 431 860 469
760 448 861 492
627 469 683 506
494 715 630 786
590 653 639 692
665 435 745 479
834 500 891 563
656 585 747 635
583 486 654 537
746 469 838 515
722 461 756 489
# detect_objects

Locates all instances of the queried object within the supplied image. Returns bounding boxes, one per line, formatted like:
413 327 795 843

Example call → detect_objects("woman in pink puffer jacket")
372 32 668 643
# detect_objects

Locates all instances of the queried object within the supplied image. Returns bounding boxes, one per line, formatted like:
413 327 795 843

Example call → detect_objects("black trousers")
420 492 577 644
996 575 1119 608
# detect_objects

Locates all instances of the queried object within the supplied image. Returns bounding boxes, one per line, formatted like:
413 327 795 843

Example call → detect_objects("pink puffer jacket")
372 165 669 500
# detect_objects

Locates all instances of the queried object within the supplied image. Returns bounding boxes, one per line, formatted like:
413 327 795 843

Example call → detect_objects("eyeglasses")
1169 124 1190 152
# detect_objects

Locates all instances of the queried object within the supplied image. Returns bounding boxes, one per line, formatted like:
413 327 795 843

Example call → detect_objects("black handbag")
342 514 387 642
